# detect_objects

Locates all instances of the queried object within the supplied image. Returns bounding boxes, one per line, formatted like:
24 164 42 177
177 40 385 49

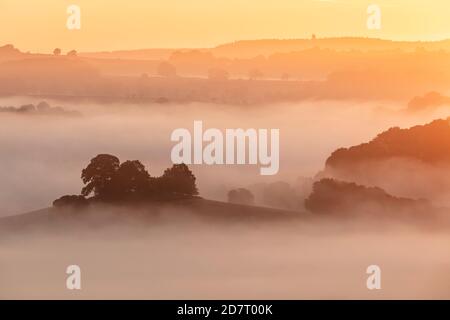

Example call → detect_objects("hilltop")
319 118 450 204
0 198 302 234
326 118 450 169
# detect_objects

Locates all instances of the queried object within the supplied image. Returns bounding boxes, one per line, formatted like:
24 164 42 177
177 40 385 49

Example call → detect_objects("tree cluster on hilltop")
326 118 450 169
305 178 431 217
53 154 198 207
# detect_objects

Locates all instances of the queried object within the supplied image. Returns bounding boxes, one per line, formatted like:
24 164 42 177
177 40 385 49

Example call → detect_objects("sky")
1 0 449 52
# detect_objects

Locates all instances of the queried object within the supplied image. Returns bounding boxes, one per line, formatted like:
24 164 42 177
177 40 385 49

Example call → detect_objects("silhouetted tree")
17 104 35 113
228 188 254 205
67 50 78 57
55 155 200 207
36 101 51 112
53 48 61 56
304 178 430 216
113 160 151 199
81 154 120 199
160 163 198 197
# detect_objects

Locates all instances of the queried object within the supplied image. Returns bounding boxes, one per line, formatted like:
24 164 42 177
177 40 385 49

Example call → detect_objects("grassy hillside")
0 198 304 233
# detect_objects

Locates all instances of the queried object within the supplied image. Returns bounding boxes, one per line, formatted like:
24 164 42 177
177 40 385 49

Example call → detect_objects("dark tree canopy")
113 160 151 199
304 178 430 216
67 50 78 57
228 188 255 206
160 163 199 196
81 154 120 198
55 155 199 207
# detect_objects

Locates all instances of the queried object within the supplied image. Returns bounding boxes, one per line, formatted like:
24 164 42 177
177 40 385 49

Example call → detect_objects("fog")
2 97 450 216
1 212 449 299
2 97 450 299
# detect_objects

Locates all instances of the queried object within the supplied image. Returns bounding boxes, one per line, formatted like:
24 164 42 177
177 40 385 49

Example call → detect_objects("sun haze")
1 0 449 52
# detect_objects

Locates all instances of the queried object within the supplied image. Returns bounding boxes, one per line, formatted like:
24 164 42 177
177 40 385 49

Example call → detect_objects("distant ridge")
325 118 450 169
79 37 450 59
3 37 447 61
212 37 450 57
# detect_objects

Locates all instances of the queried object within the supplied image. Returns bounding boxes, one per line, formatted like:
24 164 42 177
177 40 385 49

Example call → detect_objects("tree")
67 50 78 57
160 163 198 197
228 188 254 205
81 154 120 199
114 160 150 199
54 154 200 207
36 101 51 112
17 104 36 113
53 48 61 56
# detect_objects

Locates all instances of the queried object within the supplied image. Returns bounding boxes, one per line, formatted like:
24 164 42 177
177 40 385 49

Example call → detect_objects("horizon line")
3 36 450 55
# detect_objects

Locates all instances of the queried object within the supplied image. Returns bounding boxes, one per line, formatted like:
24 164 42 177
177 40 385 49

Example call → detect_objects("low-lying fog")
1 96 450 216
1 218 449 299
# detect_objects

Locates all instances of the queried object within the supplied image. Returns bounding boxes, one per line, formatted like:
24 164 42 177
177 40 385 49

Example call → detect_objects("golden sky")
1 0 449 52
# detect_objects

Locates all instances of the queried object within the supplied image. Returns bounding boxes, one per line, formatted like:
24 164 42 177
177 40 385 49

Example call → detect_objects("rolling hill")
0 198 304 233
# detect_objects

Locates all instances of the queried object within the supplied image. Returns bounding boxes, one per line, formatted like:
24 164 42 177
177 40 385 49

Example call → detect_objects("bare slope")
0 198 303 232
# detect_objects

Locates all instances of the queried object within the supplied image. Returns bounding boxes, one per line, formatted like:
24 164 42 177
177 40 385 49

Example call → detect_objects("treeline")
304 178 432 217
0 101 81 117
53 154 198 207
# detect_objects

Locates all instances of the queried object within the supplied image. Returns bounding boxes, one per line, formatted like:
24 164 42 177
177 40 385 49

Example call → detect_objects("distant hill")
212 37 450 58
326 118 450 169
1 38 449 101
320 118 450 203
75 37 450 60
